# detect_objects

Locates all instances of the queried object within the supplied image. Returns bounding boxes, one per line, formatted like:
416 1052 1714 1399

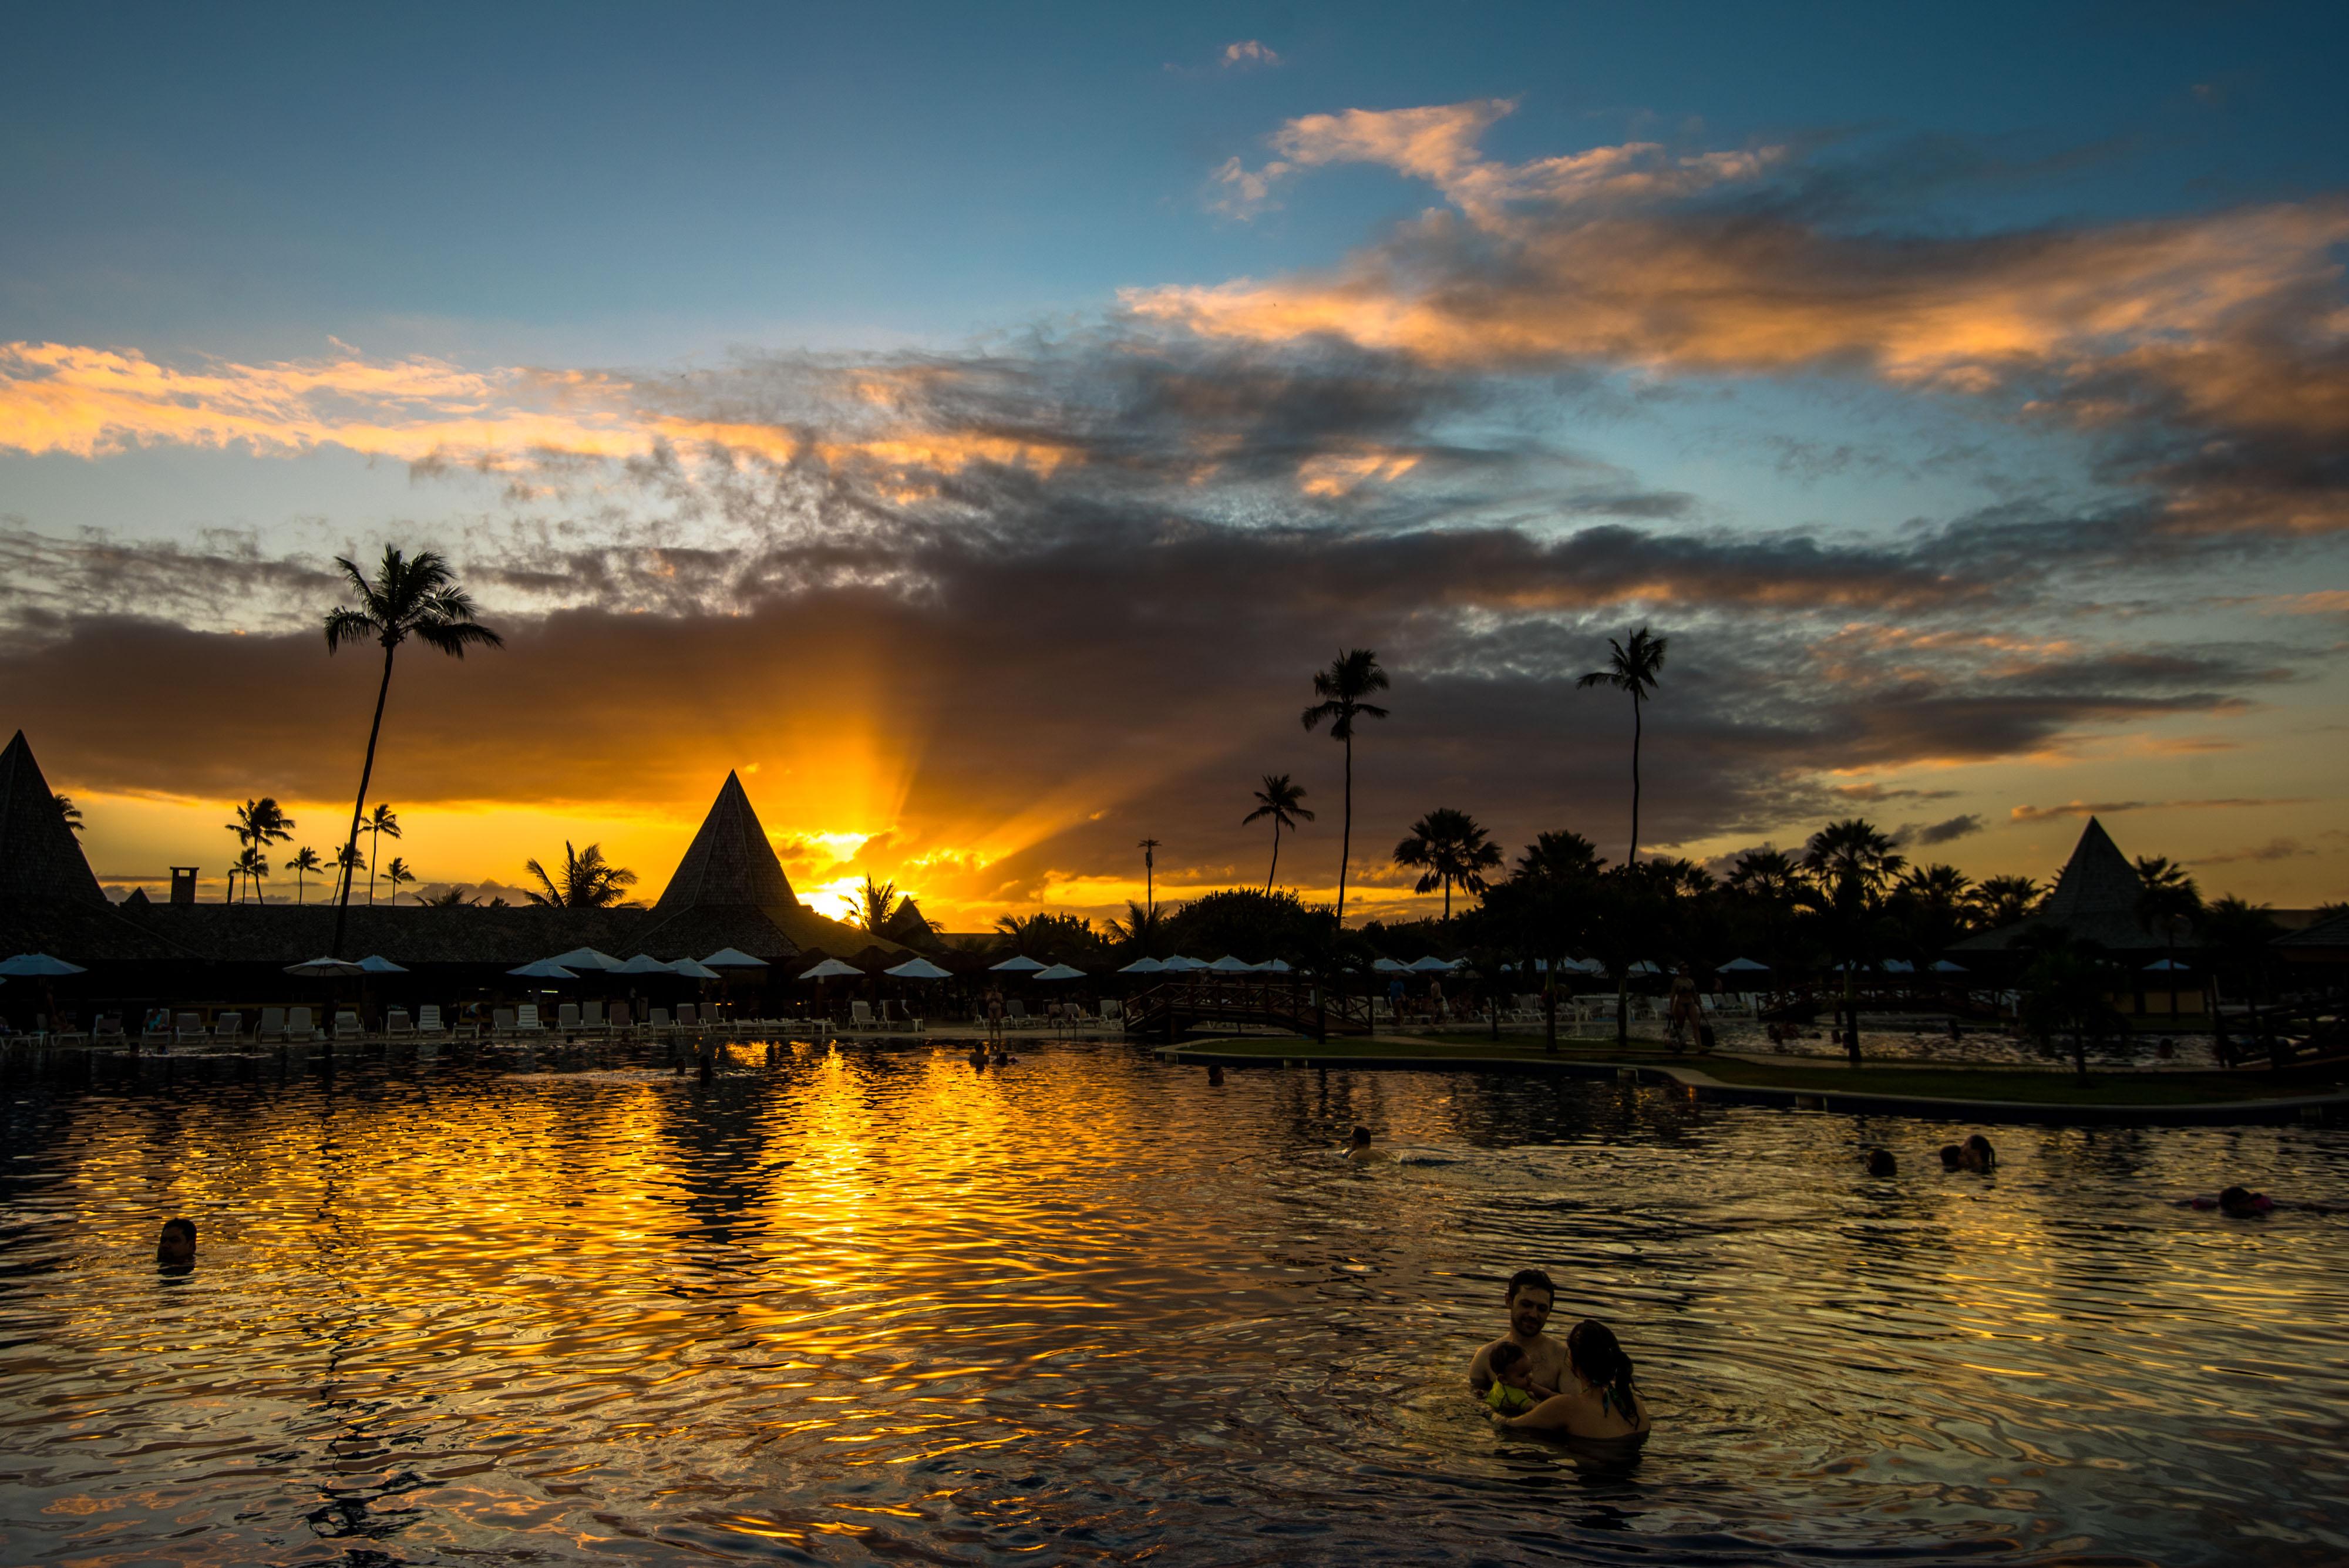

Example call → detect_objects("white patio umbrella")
668 958 723 980
1719 957 1770 974
1161 955 1210 972
506 959 580 980
544 947 624 972
287 955 369 978
0 953 86 977
1408 955 1460 972
886 957 954 980
699 947 769 970
1253 958 1293 973
990 954 1048 973
1033 962 1087 981
799 957 866 980
611 953 679 975
1206 954 1256 972
1931 959 1969 974
1118 956 1166 974
1371 957 1409 973
1883 959 1916 974
2142 958 2190 972
356 954 408 973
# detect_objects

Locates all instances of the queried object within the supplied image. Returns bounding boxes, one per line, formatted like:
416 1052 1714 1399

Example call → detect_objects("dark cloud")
1907 813 1985 846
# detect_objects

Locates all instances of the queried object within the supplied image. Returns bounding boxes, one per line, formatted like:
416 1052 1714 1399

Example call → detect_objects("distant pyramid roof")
651 771 800 914
2038 817 2143 921
0 731 107 909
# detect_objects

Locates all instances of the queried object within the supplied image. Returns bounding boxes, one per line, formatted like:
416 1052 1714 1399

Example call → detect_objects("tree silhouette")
1392 807 1504 924
1803 817 1906 1066
2134 856 2204 1024
843 873 901 932
1969 874 2042 929
227 798 296 903
232 846 270 904
288 846 322 904
322 546 502 957
362 803 401 904
53 793 82 836
382 855 418 903
1575 627 1668 864
522 841 636 907
1300 648 1389 924
1243 773 1314 893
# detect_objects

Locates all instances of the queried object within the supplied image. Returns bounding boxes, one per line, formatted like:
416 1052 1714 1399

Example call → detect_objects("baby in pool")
1482 1340 1558 1416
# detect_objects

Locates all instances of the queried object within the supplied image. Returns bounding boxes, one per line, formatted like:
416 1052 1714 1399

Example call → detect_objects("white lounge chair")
385 1008 414 1037
1005 999 1033 1029
648 1005 672 1031
256 1007 285 1042
93 1016 126 1045
287 1006 316 1041
582 1000 604 1029
1101 999 1123 1026
213 1011 244 1044
175 1012 206 1045
676 1003 698 1029
332 1010 363 1041
558 1002 582 1031
516 1004 543 1032
850 1000 876 1031
416 1004 448 1038
608 1002 631 1035
492 1007 517 1035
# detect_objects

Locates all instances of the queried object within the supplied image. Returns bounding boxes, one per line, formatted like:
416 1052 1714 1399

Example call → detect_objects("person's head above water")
2218 1184 2273 1217
1963 1134 1997 1171
1866 1148 1896 1177
1351 1126 1372 1148
156 1217 196 1268
1505 1268 1556 1338
1939 1144 1964 1170
1486 1340 1532 1385
1566 1318 1637 1414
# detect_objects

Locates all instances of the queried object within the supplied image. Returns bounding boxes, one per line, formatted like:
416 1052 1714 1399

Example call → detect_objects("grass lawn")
1173 1034 2348 1106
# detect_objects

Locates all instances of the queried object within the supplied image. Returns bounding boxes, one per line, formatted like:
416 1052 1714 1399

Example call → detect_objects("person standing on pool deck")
1469 1268 1571 1398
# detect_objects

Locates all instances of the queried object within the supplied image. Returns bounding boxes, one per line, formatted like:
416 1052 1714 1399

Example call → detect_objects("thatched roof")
633 770 897 961
0 731 106 909
1956 817 2168 952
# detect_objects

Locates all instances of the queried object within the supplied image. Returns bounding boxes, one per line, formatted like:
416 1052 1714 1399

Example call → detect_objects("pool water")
4 1042 2345 1566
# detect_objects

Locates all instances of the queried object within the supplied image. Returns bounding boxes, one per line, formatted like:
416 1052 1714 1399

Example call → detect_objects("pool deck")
1154 1041 2349 1127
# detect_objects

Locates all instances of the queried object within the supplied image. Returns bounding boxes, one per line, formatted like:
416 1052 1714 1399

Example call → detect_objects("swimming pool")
4 1042 2345 1564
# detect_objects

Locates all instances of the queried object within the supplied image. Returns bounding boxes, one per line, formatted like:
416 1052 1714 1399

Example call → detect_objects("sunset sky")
4 2 2346 926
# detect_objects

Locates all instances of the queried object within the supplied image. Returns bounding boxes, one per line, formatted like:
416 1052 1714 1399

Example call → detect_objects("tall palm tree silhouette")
1243 774 1314 893
362 803 401 904
323 547 502 957
1392 807 1503 924
233 846 270 903
1576 627 1668 864
227 798 296 902
382 856 418 903
1803 817 1906 1066
1301 649 1389 924
1138 838 1160 926
288 846 322 904
2135 855 2203 1023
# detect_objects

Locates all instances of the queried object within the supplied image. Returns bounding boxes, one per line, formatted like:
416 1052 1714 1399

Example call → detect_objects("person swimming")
1939 1143 1964 1170
1490 1317 1651 1439
1482 1340 1555 1416
156 1217 196 1270
1345 1126 1386 1165
1207 1064 1225 1086
1865 1147 1896 1178
1961 1134 1997 1172
2178 1185 2276 1217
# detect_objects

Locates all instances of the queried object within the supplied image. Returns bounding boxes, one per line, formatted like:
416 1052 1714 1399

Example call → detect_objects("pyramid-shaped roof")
0 731 107 909
651 771 799 913
2037 817 2142 921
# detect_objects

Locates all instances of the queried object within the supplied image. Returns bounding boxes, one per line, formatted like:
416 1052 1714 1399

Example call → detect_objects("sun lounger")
1101 999 1122 1026
174 1011 206 1045
287 1006 315 1041
385 1007 414 1037
608 1002 631 1034
1005 999 1034 1029
516 1004 543 1032
256 1007 285 1042
493 1007 517 1035
416 1004 447 1038
676 1003 698 1028
648 1005 671 1031
558 1002 581 1031
850 1000 876 1031
582 1000 604 1029
213 1011 244 1044
332 1010 363 1041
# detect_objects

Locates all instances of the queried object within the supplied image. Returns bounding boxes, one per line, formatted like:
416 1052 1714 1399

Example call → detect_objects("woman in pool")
1489 1318 1651 1440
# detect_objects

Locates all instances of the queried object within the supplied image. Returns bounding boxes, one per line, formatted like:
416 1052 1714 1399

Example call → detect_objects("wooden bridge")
1122 974 1374 1040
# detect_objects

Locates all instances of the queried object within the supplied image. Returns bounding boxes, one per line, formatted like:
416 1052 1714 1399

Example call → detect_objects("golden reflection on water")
1 1041 2346 1565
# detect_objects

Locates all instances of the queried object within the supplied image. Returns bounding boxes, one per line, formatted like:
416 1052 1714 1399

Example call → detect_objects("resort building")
1954 816 2202 1016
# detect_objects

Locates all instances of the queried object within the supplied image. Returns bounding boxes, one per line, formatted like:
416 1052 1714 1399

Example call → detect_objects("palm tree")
1138 837 1160 925
53 793 83 836
2199 893 2280 1064
335 841 365 899
419 885 474 907
843 873 901 932
1575 626 1668 864
1969 874 2042 929
288 846 322 904
362 803 401 904
1392 807 1505 924
226 798 296 902
1725 846 1802 901
322 546 503 957
521 841 637 907
233 846 270 903
1515 830 1603 884
1243 774 1314 893
2133 856 2203 1024
1300 648 1391 924
382 855 418 903
1803 818 1906 1066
